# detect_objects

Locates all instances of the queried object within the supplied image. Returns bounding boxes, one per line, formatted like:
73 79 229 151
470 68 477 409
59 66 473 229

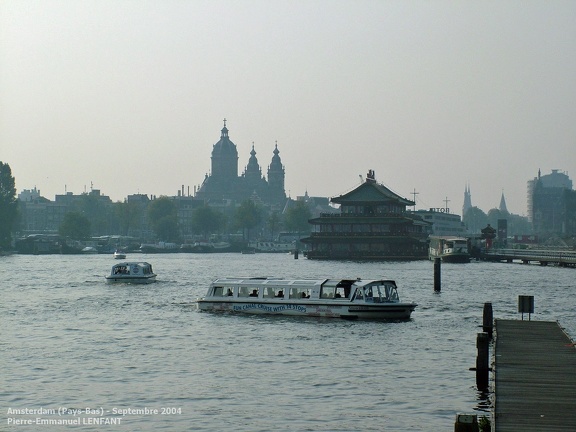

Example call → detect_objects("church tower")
211 119 238 182
267 142 286 205
244 144 263 184
243 143 267 201
462 184 472 217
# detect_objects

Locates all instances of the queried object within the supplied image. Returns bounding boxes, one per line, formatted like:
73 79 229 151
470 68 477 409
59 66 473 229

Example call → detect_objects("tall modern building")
195 120 287 207
528 169 575 235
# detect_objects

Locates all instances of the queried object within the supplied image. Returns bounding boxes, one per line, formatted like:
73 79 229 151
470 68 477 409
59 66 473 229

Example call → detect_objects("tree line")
0 162 312 248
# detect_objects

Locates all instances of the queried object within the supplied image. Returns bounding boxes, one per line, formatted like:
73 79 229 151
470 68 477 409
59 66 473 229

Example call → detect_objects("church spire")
499 190 508 213
267 140 286 205
462 183 472 217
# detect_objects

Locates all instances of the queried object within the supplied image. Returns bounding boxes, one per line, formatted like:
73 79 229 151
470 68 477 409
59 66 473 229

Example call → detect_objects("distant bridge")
483 248 576 267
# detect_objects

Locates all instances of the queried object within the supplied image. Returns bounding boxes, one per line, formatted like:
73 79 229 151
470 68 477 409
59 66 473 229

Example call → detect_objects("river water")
1 253 574 431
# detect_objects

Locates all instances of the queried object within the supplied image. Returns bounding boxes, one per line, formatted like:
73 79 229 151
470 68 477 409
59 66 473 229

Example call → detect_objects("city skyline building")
194 120 287 208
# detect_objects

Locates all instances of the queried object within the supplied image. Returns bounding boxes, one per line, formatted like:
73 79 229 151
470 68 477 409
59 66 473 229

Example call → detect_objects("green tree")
266 211 281 241
463 206 488 234
74 193 110 235
0 162 18 250
284 201 312 235
235 199 263 240
59 212 91 240
153 215 180 242
147 196 179 242
191 205 226 239
114 200 141 236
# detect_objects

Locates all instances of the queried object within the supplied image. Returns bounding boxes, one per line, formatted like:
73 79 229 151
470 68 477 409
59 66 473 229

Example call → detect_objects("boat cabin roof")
210 277 396 288
112 261 152 267
110 262 154 274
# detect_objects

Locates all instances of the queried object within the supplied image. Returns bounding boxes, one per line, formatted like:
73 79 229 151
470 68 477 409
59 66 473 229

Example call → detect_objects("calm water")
2 253 575 431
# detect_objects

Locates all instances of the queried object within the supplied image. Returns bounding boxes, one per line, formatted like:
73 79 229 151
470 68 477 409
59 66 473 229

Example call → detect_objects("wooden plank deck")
494 319 576 431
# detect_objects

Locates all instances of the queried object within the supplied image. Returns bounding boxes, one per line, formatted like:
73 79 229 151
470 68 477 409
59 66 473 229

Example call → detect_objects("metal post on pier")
434 258 441 292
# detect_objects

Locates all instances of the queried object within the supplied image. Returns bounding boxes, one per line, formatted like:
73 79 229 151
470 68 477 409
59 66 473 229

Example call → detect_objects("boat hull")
438 253 471 263
197 299 416 320
105 275 157 284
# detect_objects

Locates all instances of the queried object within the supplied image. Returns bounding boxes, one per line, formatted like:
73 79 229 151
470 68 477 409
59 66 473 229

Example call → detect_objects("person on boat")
275 290 283 298
226 288 233 296
249 289 258 297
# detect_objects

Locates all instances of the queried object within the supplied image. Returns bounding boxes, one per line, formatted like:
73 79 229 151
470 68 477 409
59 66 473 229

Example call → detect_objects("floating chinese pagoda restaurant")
301 170 430 260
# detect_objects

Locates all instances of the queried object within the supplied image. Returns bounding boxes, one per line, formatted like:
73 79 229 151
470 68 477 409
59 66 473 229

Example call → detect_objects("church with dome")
194 120 287 208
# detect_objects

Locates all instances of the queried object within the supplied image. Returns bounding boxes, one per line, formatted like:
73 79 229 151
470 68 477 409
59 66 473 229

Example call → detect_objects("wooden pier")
494 319 576 431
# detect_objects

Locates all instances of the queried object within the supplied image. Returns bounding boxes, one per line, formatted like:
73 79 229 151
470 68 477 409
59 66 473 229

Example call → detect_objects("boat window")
320 287 335 298
289 288 310 299
249 288 260 298
353 288 364 301
334 287 346 298
213 286 224 297
239 286 250 297
362 283 399 303
113 265 128 275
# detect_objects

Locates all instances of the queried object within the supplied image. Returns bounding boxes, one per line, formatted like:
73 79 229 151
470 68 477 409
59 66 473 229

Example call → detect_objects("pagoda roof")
331 179 414 206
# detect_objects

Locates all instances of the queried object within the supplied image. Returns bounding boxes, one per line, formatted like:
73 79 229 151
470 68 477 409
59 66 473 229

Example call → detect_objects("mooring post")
482 302 493 339
434 258 441 292
454 413 479 432
476 332 490 391
294 249 299 259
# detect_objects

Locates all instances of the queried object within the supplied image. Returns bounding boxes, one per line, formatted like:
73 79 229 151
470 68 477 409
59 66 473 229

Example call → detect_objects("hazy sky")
2 1 575 216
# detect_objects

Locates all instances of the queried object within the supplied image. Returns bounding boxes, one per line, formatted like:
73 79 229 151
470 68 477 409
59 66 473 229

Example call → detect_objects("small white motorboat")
113 250 127 259
197 277 416 320
105 262 157 284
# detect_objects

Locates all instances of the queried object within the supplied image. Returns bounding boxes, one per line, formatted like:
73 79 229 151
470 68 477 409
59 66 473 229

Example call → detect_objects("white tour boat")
197 277 416 320
105 262 157 284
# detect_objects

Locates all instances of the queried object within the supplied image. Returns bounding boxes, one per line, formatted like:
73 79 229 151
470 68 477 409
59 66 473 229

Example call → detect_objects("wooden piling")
434 258 441 292
294 249 299 259
482 302 493 339
476 332 489 391
454 414 479 432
